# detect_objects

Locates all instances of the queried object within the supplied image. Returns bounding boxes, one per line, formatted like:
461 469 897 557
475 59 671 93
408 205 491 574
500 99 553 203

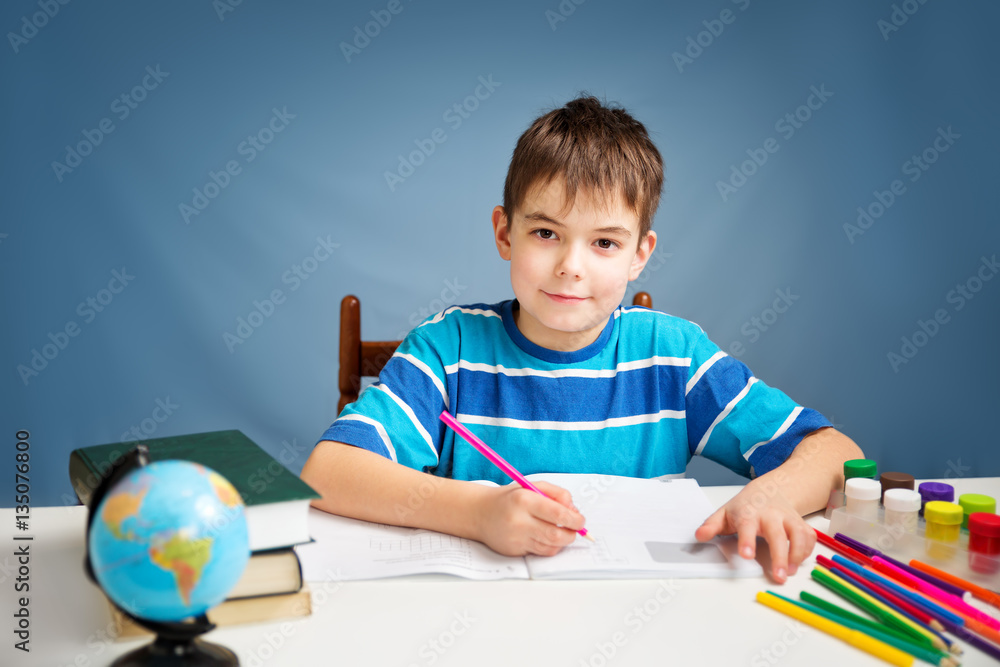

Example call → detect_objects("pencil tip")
584 532 596 542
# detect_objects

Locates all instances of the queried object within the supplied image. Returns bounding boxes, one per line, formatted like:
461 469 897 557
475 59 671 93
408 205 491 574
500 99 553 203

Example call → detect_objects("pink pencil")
439 410 595 541
872 556 1000 630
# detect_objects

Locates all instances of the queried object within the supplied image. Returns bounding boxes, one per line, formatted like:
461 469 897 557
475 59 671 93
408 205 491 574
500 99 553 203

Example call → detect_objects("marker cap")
879 471 915 497
924 500 963 525
969 512 1000 539
883 488 921 512
918 482 954 504
845 477 881 501
844 459 877 480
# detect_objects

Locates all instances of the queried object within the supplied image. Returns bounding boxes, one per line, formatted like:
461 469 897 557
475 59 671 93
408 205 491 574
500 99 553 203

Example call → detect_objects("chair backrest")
337 291 653 413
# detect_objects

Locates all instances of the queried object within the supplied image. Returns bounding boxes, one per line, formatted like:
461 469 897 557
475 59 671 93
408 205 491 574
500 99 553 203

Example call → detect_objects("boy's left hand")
693 482 816 584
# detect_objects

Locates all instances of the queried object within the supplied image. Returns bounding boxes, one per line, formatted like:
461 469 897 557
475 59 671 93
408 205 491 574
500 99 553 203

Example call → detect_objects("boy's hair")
502 95 663 241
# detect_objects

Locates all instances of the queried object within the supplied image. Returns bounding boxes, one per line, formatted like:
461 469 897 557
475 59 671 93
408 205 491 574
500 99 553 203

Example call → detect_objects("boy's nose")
556 244 585 279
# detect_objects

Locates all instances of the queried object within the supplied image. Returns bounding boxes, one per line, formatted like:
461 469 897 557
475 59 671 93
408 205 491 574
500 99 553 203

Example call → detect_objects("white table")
4 478 998 667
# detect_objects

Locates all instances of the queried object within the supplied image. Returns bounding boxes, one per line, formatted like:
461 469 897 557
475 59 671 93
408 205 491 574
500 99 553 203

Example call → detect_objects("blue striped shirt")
319 300 831 483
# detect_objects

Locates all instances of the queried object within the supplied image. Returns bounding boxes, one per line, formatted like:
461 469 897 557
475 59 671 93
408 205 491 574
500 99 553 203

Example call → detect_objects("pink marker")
872 555 1000 629
439 410 595 542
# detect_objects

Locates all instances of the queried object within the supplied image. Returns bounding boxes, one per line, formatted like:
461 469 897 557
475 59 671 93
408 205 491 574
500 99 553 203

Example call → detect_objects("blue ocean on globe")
88 460 250 622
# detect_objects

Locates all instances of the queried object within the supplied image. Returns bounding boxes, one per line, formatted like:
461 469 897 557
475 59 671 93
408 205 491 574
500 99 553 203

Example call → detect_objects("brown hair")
502 95 663 241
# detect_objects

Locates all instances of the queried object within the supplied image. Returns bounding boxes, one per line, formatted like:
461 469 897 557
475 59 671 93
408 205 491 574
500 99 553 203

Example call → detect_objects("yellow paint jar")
924 500 963 560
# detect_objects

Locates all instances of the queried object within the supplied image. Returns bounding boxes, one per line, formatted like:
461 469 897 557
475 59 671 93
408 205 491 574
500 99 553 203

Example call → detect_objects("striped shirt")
319 300 830 483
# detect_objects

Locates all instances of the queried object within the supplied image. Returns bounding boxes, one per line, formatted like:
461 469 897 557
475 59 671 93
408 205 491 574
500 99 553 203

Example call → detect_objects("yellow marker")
756 591 914 667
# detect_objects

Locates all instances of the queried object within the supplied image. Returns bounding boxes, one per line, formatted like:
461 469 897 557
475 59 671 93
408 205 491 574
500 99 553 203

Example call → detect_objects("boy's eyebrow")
523 211 633 237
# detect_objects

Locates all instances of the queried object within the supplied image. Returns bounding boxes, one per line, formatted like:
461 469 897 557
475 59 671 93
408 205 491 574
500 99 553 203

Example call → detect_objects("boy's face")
492 176 656 352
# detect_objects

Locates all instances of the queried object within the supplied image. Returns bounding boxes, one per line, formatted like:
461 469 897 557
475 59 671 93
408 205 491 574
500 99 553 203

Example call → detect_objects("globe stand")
109 613 237 667
84 443 240 667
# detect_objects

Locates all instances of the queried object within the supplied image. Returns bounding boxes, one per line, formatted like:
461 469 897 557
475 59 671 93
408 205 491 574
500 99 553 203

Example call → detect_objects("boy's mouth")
543 291 587 304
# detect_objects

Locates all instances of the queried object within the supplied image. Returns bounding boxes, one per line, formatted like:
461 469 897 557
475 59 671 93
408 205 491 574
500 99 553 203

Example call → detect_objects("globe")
88 460 250 622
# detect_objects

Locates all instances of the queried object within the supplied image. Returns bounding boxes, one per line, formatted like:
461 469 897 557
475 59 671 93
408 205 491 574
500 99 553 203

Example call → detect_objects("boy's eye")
533 229 555 240
596 239 619 250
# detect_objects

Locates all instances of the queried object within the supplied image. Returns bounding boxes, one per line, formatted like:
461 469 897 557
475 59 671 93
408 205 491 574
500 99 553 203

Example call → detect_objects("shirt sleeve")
683 330 831 478
317 327 451 474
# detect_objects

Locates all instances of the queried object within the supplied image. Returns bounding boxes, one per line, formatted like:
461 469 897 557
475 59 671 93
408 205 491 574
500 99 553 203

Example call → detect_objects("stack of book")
69 429 320 639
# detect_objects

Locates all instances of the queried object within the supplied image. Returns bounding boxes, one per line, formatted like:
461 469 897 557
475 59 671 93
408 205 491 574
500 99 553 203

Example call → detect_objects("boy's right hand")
475 481 587 557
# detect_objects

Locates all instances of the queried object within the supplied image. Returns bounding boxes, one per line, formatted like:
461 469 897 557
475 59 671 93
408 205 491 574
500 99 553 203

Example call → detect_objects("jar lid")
844 459 877 480
879 472 915 492
918 482 955 503
958 493 997 516
924 501 963 525
883 488 921 512
968 512 1000 538
846 477 881 501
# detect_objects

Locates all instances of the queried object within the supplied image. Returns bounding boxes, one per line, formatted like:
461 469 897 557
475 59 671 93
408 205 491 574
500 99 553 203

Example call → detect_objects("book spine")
67 450 99 506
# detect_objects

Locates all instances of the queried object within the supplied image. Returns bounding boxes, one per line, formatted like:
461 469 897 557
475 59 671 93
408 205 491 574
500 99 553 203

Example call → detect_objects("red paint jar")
968 512 1000 575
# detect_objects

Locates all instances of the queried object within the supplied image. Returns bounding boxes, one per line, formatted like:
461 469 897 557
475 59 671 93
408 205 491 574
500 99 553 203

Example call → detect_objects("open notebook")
296 474 761 581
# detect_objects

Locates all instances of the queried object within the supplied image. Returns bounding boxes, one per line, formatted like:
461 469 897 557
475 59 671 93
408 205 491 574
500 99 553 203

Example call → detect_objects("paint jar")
883 488 921 534
879 472 915 503
845 477 881 522
958 494 996 530
967 512 1000 575
844 459 877 490
924 501 963 560
918 482 954 516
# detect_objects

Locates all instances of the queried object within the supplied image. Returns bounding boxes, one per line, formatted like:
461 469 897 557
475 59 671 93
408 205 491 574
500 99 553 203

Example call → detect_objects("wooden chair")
337 291 652 413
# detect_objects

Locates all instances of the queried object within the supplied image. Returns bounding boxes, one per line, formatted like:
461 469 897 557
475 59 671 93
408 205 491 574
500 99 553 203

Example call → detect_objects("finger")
786 519 816 575
735 513 758 561
694 507 728 542
531 481 577 510
759 513 790 583
522 488 586 532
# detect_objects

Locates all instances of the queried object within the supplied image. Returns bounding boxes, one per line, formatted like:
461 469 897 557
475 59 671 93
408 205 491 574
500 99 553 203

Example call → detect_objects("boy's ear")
628 230 657 281
492 206 512 260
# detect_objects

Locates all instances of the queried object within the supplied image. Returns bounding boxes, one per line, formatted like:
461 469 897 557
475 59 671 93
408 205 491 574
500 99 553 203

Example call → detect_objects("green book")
68 429 320 551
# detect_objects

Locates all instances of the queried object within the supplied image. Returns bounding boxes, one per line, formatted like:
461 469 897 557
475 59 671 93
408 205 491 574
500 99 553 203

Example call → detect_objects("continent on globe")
100 484 149 540
150 533 213 606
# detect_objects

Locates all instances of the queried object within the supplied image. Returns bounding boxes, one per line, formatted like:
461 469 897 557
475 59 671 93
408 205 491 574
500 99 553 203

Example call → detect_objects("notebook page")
297 507 530 581
523 474 761 579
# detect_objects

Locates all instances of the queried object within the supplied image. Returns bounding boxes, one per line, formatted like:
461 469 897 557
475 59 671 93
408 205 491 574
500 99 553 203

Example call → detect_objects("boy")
301 96 863 583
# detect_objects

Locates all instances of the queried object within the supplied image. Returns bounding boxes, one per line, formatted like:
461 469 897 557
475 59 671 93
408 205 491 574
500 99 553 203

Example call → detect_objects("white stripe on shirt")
374 384 439 463
744 406 803 461
334 414 397 461
457 409 685 431
694 377 759 455
395 352 449 404
443 356 690 380
686 351 727 395
417 306 502 329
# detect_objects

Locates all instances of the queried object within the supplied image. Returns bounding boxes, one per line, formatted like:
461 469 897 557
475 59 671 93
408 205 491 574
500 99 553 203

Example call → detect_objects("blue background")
3 0 998 507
